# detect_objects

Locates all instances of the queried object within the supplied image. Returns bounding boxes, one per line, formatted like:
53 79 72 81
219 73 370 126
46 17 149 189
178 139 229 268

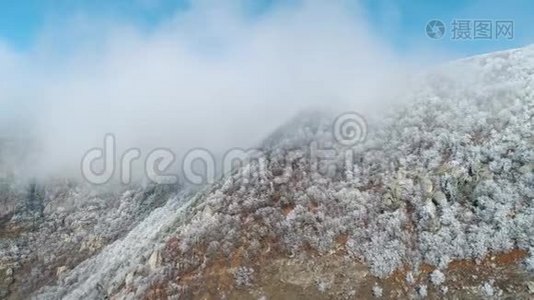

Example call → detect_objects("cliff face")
1 46 534 299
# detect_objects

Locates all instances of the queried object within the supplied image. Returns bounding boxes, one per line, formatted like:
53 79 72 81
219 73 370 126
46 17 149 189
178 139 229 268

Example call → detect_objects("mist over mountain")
2 1 534 299
1 45 533 299
0 1 412 183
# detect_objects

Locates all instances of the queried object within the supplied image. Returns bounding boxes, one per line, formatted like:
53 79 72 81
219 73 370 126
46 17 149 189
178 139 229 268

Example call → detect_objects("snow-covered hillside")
1 45 534 299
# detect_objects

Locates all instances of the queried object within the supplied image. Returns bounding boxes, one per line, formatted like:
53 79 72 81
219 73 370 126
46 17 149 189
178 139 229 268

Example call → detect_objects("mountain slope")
1 45 533 299
118 46 533 299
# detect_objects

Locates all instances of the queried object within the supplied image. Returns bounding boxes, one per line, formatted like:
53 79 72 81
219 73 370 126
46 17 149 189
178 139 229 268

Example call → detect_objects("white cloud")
0 1 426 180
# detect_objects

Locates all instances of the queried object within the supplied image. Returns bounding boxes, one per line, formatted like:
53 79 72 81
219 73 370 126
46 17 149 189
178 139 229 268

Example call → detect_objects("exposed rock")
125 272 135 286
56 266 68 277
80 235 104 253
148 250 162 271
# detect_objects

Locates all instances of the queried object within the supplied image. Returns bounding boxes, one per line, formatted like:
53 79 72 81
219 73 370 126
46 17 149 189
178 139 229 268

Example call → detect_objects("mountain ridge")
1 45 533 299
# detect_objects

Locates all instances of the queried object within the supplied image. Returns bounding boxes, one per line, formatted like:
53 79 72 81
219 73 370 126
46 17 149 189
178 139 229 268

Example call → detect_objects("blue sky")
360 0 534 56
0 0 532 57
